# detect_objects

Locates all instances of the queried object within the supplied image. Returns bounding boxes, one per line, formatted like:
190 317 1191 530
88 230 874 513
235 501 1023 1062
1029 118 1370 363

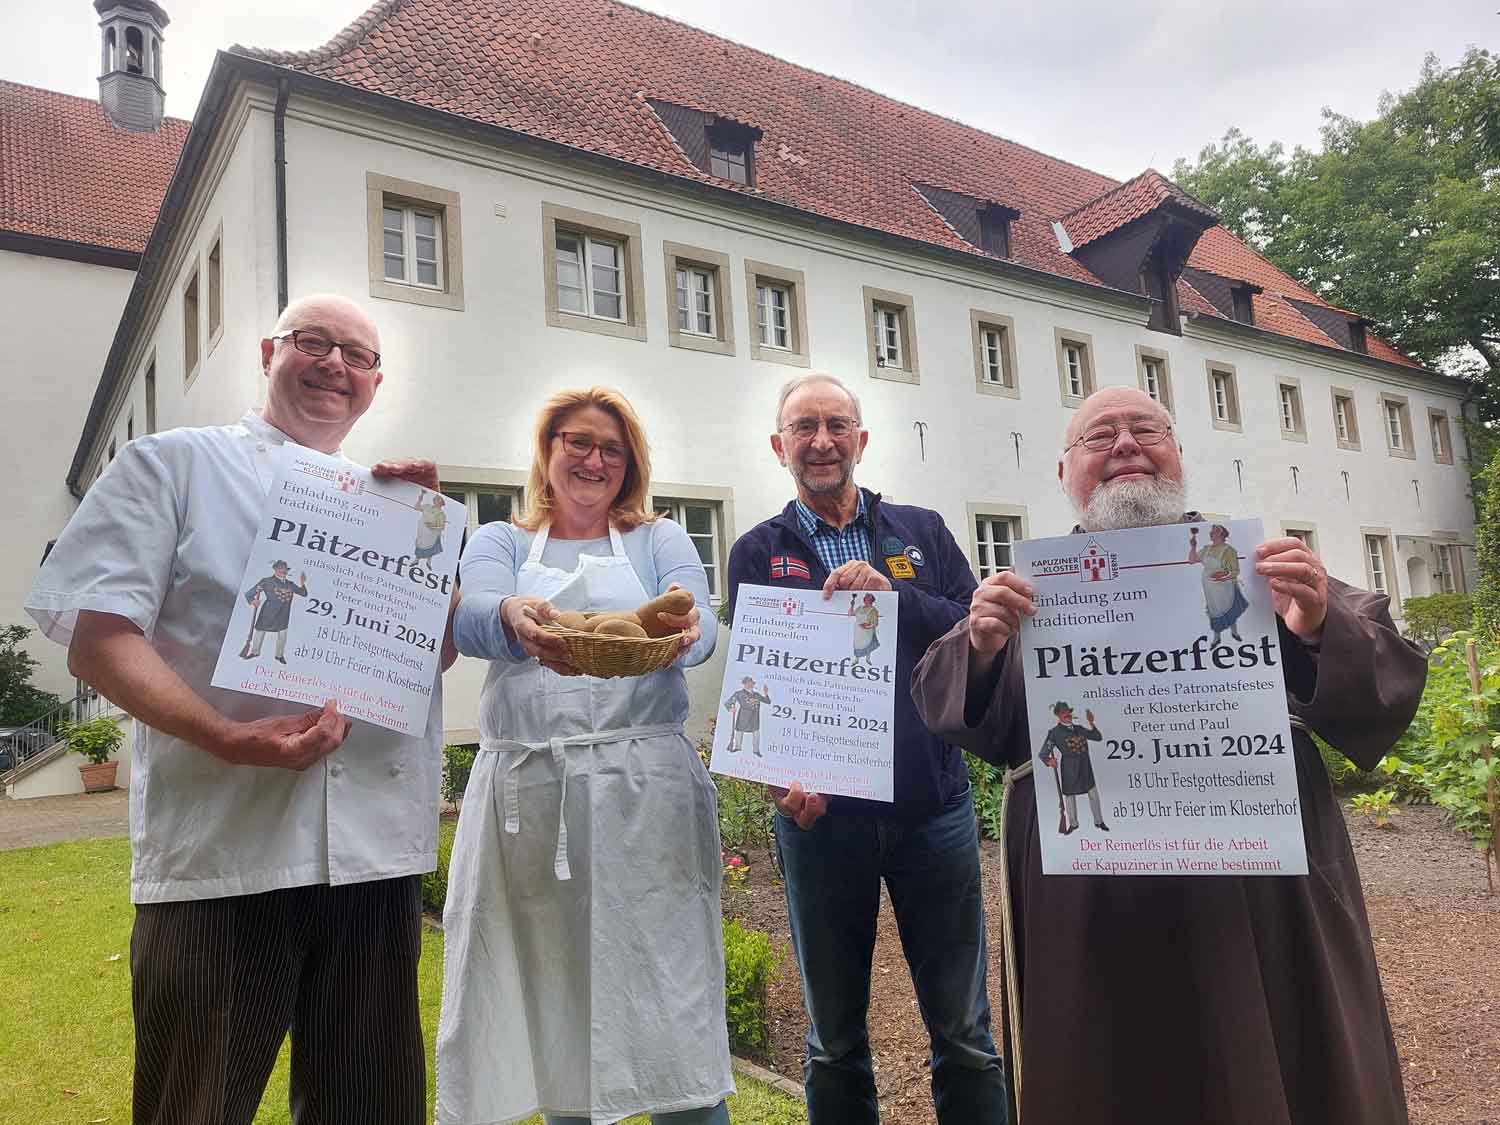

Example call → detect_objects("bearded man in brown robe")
912 386 1423 1124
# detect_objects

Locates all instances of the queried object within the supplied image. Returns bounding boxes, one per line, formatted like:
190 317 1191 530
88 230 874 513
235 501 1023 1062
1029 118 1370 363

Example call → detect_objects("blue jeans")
545 1102 728 1125
775 788 1007 1124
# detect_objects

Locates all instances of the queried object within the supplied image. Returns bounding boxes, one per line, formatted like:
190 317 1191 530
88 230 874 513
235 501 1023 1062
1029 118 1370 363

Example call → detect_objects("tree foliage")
1476 457 1500 642
0 624 63 727
1173 49 1500 475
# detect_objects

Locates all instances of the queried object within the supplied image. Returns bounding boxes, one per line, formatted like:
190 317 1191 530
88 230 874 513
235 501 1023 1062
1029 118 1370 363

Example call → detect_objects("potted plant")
63 716 125 793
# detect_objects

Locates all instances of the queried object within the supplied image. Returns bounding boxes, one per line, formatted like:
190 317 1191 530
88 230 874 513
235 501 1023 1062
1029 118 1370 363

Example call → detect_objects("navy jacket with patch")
726 488 978 822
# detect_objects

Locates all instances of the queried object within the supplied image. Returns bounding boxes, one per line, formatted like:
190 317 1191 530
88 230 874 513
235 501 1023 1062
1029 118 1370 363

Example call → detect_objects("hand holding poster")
709 584 897 801
1014 518 1307 875
211 444 465 736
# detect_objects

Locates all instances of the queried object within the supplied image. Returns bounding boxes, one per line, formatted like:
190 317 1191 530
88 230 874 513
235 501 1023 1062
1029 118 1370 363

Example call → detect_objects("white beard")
1076 475 1187 531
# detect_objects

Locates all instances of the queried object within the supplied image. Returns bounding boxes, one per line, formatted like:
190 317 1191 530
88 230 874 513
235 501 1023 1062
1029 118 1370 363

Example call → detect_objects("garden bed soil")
725 802 1499 1124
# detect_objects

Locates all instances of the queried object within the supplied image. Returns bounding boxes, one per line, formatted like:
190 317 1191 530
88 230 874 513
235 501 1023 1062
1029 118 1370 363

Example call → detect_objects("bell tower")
96 0 169 132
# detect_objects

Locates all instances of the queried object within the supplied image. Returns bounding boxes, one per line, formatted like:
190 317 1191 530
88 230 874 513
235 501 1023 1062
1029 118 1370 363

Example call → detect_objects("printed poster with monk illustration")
709 583 898 802
211 444 465 737
1013 518 1307 876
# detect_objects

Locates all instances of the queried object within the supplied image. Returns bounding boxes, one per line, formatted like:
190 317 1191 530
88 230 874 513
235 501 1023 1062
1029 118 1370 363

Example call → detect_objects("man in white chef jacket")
26 294 455 1125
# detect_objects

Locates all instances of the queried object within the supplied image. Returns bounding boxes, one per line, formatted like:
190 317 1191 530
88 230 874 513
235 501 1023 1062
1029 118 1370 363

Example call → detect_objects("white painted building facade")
67 75 1476 744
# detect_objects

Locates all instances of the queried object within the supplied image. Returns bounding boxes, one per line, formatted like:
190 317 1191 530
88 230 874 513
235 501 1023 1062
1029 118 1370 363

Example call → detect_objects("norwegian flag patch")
770 555 812 580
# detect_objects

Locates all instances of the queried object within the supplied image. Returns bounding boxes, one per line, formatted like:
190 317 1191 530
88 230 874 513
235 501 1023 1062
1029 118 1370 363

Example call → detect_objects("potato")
553 611 590 630
636 588 695 637
594 618 648 638
579 611 642 633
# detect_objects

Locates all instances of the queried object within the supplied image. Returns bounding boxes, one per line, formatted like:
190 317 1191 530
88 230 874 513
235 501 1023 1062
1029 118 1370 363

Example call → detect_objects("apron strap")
488 723 684 882
524 524 552 567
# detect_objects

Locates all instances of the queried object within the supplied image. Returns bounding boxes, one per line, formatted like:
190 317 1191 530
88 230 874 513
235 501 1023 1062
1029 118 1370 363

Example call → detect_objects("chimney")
95 0 169 132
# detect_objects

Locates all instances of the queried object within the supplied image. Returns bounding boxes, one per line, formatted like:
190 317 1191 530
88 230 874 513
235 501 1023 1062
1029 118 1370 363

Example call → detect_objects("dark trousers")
130 875 426 1125
775 788 1008 1124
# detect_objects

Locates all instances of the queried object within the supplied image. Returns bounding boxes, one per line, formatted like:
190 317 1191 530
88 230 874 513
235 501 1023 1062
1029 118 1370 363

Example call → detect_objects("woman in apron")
437 387 732 1125
1188 523 1249 647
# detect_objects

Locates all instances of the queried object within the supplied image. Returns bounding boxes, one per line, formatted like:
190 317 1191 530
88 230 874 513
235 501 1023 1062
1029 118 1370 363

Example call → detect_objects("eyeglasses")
271 330 381 371
780 416 860 441
555 431 629 467
1065 421 1174 454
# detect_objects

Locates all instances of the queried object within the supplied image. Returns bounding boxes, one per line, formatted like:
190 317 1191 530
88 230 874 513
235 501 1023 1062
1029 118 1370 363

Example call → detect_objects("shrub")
1475 456 1500 642
422 817 457 913
967 752 1006 841
61 715 125 765
1379 631 1498 879
0 624 63 727
442 744 477 807
723 917 783 1054
1402 593 1474 653
697 721 777 856
1347 789 1400 829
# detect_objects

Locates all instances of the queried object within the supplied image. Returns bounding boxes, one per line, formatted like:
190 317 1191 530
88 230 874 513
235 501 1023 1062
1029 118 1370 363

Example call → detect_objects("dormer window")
977 204 1015 258
1348 320 1368 354
1231 285 1255 324
647 100 762 188
708 126 751 185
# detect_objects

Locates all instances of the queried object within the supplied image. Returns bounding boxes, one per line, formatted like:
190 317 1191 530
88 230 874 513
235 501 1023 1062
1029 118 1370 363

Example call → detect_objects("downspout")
274 78 290 313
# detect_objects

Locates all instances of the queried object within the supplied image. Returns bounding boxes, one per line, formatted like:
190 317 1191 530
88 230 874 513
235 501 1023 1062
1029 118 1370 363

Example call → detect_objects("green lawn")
0 838 804 1124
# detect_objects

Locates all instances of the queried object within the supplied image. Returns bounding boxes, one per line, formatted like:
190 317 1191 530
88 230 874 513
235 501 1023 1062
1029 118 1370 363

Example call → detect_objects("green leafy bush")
422 817 457 913
1477 457 1500 642
1347 789 1400 828
61 715 125 765
0 624 63 727
1379 631 1498 869
442 744 477 806
723 917 783 1054
967 753 1007 841
1402 593 1474 653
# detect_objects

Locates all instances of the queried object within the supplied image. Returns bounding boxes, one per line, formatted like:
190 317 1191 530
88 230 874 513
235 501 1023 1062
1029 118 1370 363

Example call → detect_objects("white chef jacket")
25 410 442 904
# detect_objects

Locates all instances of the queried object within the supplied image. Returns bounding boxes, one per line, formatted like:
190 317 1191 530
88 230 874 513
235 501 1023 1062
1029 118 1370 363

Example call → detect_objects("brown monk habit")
912 558 1425 1125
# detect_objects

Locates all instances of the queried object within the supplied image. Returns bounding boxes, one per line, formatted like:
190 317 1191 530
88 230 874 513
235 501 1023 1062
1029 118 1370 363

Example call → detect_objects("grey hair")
773 373 863 432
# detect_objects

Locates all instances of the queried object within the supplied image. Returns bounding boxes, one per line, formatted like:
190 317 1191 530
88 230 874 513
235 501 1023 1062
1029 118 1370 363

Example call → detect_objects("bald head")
1059 386 1185 531
274 294 380 352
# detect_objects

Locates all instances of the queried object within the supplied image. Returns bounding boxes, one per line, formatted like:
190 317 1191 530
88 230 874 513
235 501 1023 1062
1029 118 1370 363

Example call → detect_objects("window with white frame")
543 204 643 340
747 261 810 366
1365 533 1391 595
654 499 723 601
1207 363 1241 429
865 287 919 381
1277 380 1305 438
1433 543 1459 594
1135 346 1172 412
556 229 623 321
758 283 791 349
1386 402 1403 448
1429 409 1453 464
971 311 1019 396
974 514 1022 578
1332 389 1360 448
1380 394 1414 457
366 173 465 311
675 266 715 336
1055 329 1095 404
1284 525 1317 552
874 305 903 368
383 204 443 289
442 485 521 536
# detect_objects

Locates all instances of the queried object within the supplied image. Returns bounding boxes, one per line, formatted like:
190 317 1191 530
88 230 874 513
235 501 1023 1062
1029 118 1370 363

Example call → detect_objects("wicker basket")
525 607 683 678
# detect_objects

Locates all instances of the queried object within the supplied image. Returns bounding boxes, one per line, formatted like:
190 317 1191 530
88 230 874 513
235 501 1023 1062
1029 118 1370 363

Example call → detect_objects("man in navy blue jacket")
726 374 1006 1124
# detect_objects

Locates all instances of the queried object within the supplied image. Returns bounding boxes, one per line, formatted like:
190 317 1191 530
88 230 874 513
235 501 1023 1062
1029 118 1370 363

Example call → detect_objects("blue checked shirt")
795 493 873 573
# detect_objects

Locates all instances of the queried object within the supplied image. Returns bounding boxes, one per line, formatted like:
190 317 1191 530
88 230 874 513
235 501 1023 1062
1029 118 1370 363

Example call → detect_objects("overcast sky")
3 0 1492 179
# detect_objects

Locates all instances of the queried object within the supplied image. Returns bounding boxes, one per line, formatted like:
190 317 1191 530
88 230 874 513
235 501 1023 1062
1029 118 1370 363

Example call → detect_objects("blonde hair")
515 386 656 531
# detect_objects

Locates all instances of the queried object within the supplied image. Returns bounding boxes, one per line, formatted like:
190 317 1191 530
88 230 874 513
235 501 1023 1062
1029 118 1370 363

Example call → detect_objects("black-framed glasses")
555 431 629 467
1066 421 1174 453
271 330 381 371
780 415 860 440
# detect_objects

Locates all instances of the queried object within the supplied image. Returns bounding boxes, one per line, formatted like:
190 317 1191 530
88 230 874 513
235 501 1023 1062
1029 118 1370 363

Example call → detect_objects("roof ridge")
232 0 415 65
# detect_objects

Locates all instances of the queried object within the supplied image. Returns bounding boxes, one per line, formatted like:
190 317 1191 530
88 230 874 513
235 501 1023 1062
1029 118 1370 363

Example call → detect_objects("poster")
709 583 898 801
1013 519 1307 876
211 444 465 736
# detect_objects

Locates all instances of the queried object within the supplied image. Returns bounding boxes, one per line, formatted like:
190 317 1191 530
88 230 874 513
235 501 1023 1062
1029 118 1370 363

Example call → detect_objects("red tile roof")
237 0 1420 367
0 79 188 254
1062 169 1217 249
